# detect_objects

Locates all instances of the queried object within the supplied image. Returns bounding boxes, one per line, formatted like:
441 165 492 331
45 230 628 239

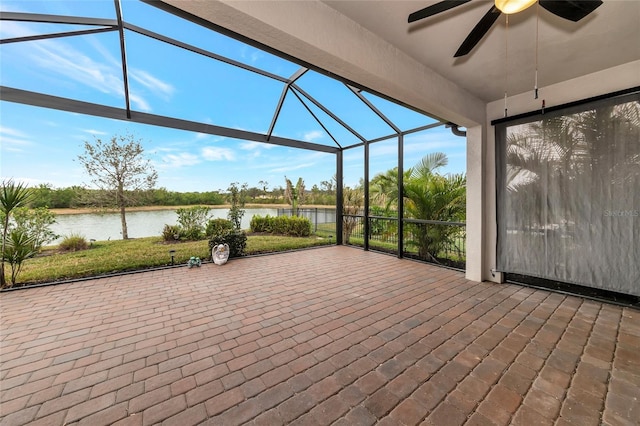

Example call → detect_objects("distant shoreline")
50 204 335 215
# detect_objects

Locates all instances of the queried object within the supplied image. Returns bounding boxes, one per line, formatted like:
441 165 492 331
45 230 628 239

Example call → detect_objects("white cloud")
30 40 123 96
303 130 324 142
240 142 261 151
4 21 172 113
161 152 201 168
202 147 235 161
129 68 175 100
1 137 30 146
0 126 28 138
403 130 466 154
240 46 263 64
0 127 32 152
0 177 44 187
83 129 108 136
239 141 275 152
129 93 152 112
0 21 30 39
155 146 179 153
269 162 315 173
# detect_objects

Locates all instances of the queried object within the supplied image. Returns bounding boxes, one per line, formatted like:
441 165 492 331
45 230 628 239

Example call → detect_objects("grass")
6 234 334 287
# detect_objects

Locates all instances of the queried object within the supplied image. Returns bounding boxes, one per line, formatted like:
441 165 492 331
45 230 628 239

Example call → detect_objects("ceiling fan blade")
454 5 502 57
408 0 471 23
539 0 603 22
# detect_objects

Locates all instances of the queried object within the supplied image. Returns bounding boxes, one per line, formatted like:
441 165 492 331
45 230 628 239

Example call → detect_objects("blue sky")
0 0 466 192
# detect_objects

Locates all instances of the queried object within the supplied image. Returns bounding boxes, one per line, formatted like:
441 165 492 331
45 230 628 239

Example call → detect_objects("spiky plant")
1 180 33 287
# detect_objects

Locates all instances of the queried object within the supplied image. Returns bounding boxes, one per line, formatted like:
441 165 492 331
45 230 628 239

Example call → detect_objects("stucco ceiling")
323 0 640 103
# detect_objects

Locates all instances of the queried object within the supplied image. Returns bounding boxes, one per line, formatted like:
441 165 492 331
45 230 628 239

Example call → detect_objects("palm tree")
284 176 306 216
1 180 33 287
404 173 466 261
370 152 448 210
342 186 363 244
372 152 466 262
370 167 401 211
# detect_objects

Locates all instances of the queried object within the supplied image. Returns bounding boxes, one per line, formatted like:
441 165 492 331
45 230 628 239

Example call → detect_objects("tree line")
25 183 337 210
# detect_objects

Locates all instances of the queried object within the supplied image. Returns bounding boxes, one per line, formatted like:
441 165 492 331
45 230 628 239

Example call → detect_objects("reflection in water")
51 208 278 244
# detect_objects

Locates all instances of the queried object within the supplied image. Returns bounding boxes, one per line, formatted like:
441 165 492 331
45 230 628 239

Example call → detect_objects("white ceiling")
323 1 640 103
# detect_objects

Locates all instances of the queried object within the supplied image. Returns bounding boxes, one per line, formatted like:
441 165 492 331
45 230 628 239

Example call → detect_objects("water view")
50 208 278 244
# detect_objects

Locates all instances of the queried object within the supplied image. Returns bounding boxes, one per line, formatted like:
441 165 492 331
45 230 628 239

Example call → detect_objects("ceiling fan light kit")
495 0 537 15
408 1 604 57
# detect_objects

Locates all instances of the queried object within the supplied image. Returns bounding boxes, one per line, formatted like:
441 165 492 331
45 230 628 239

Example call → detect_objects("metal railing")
277 208 336 233
403 219 466 270
342 214 466 270
279 208 466 271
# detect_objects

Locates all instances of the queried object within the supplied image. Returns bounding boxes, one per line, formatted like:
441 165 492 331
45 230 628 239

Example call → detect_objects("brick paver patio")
1 246 638 425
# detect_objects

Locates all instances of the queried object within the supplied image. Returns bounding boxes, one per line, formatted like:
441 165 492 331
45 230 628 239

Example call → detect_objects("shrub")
250 215 311 237
208 229 247 258
176 206 211 241
181 226 203 241
250 215 270 233
11 206 59 251
287 216 312 237
59 233 89 252
162 224 182 242
205 218 233 237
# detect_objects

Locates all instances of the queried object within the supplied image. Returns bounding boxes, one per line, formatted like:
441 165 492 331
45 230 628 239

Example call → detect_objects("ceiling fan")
408 0 603 57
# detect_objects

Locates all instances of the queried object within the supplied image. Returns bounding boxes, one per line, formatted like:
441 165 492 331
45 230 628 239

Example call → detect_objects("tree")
320 177 336 194
258 180 269 197
284 176 306 216
29 183 53 208
227 182 248 230
1 180 33 288
77 133 158 239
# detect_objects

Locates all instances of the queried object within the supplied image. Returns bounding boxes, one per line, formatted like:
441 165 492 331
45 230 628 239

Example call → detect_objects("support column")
336 150 343 245
397 134 404 259
364 141 369 251
465 125 484 281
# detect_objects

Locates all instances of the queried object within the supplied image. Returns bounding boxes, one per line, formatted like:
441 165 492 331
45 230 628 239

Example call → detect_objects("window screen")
496 91 640 296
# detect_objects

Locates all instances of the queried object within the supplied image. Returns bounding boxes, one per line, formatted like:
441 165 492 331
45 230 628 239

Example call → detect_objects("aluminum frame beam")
114 0 131 119
0 86 338 154
290 89 341 148
266 67 309 141
291 84 367 143
0 11 117 26
346 84 401 135
0 27 118 44
123 23 287 84
141 0 446 127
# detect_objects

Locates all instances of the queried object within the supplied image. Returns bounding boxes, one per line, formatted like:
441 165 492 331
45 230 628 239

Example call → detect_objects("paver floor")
1 246 639 426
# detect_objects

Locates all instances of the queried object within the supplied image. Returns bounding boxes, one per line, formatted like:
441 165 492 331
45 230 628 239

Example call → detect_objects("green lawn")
6 234 334 287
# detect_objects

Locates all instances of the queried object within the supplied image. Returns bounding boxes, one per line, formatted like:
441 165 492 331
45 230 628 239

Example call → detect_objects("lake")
50 208 278 244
